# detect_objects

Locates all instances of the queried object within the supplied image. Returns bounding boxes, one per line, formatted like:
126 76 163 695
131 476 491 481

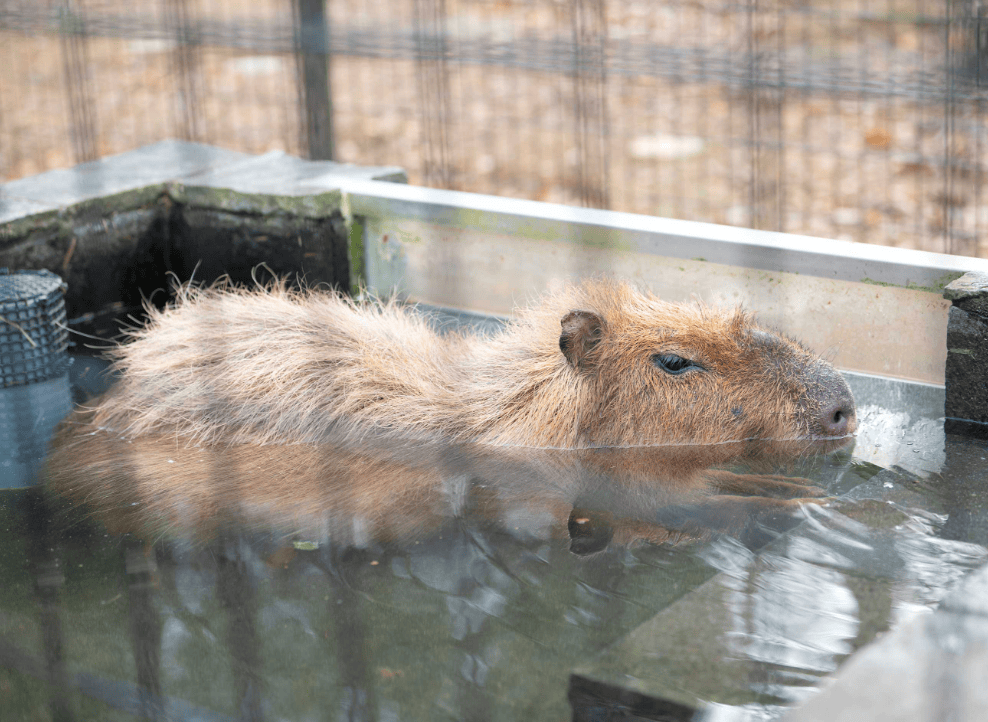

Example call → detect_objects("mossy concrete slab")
0 196 60 229
178 150 405 206
943 272 988 436
165 151 404 292
943 270 988 317
0 142 409 330
945 305 988 435
2 141 250 209
0 188 171 320
175 184 345 219
168 205 351 293
1 142 252 320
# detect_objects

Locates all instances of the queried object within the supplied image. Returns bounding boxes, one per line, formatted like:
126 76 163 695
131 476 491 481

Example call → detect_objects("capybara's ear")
559 309 605 370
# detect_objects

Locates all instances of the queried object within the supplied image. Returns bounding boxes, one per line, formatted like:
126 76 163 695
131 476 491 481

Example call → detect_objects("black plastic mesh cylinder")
0 269 70 388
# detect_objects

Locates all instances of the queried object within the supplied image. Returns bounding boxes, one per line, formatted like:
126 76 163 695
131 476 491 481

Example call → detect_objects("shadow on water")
1 357 987 721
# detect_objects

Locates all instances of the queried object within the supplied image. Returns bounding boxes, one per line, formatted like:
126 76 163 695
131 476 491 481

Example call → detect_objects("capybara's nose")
820 398 856 437
810 362 857 437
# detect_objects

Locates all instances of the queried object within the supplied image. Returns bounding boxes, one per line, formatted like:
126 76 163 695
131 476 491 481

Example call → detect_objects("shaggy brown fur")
46 278 857 546
77 278 855 452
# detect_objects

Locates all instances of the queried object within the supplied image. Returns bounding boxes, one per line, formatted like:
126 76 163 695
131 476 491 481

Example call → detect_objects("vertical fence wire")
414 0 452 189
166 0 205 144
59 1 99 164
571 0 610 209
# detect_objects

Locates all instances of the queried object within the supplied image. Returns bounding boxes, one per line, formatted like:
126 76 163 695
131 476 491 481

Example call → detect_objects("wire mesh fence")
3 0 988 256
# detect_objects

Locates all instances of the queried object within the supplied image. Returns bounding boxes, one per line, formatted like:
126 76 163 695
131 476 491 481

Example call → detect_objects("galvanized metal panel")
312 177 988 384
328 178 988 288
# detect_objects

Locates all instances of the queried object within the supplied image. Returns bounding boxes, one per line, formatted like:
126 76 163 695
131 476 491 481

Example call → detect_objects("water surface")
1 358 986 721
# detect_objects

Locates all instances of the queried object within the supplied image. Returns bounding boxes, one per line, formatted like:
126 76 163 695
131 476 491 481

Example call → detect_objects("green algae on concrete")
348 217 366 294
0 186 173 319
0 185 167 255
0 210 71 255
68 185 168 219
0 203 62 245
174 183 345 220
860 271 963 293
0 143 411 321
0 184 168 250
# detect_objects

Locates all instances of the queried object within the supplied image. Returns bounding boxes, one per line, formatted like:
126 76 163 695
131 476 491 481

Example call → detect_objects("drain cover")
0 269 69 388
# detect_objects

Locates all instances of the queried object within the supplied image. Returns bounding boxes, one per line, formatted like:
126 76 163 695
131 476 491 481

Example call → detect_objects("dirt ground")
2 0 986 257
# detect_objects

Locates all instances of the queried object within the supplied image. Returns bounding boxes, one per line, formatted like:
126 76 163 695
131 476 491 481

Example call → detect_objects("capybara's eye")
651 354 704 375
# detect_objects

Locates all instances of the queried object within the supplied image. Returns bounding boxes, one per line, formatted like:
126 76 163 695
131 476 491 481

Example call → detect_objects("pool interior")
4 142 984 720
1 323 987 722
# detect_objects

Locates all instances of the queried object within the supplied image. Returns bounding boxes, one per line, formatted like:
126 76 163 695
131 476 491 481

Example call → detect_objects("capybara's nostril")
820 399 856 437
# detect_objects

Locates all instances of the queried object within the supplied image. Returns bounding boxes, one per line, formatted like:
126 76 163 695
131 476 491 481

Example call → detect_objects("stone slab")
2 141 251 208
785 562 988 722
945 305 988 431
1 143 405 222
168 205 350 292
0 195 59 227
0 143 411 318
174 151 406 219
570 517 903 719
943 271 988 436
943 270 988 317
181 150 406 195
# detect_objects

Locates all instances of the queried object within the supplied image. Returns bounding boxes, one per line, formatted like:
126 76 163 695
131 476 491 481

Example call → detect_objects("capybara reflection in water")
47 278 856 547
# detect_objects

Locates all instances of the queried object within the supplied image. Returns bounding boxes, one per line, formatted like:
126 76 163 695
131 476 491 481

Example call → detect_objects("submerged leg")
703 470 826 499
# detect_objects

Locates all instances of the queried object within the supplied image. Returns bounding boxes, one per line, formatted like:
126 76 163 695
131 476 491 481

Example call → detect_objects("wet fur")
47 278 856 545
82 278 847 451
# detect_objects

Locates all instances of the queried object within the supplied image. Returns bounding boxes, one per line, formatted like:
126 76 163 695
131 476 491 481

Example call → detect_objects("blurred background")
2 0 987 256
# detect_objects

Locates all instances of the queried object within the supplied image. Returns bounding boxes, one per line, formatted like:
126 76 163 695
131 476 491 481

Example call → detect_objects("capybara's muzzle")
807 362 857 439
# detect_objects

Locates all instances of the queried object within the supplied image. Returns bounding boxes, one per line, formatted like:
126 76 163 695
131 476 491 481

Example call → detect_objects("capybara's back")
73 277 856 452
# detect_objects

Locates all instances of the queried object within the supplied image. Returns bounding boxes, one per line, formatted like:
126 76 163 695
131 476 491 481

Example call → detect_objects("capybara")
72 278 856 450
46 278 857 546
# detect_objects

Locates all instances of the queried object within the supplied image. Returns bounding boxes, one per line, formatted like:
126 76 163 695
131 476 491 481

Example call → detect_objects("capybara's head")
497 280 856 456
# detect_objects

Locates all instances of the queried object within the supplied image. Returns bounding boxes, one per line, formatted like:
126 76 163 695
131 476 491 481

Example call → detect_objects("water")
0 374 72 490
1 357 986 721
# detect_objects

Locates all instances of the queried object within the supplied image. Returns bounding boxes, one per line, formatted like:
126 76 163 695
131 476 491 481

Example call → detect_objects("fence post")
294 0 334 160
